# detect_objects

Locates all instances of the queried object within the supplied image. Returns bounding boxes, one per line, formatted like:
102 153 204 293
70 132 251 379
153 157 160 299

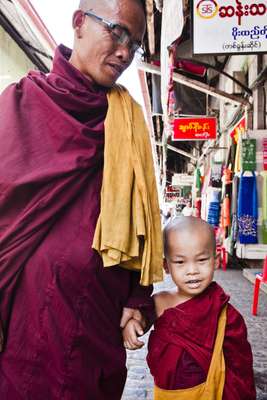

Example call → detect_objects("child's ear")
163 258 170 274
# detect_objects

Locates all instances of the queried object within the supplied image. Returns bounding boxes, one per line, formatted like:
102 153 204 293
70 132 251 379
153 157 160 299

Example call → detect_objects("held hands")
122 318 145 350
120 307 146 350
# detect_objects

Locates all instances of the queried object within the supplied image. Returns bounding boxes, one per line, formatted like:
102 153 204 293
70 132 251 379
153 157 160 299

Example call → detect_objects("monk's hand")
120 307 145 329
122 319 145 350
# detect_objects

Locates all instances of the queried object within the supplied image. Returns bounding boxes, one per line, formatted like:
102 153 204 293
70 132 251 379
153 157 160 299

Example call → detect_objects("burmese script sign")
173 117 217 140
193 0 267 54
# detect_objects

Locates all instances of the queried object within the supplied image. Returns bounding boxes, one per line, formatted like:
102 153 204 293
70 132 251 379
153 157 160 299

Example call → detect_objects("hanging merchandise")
207 201 220 226
237 172 258 244
210 162 222 188
200 167 211 221
221 168 232 230
234 135 242 174
241 139 256 171
194 167 202 197
222 167 232 189
195 198 202 218
225 140 237 172
263 138 267 171
221 195 231 229
231 175 239 243
262 172 267 244
207 188 221 227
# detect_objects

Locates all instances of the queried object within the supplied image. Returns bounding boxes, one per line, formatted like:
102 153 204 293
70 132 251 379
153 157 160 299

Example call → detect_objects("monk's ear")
72 10 85 38
163 258 170 274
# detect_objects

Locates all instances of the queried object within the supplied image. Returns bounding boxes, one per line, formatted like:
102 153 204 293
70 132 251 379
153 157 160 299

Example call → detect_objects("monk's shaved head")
79 0 113 10
164 217 216 256
79 0 145 13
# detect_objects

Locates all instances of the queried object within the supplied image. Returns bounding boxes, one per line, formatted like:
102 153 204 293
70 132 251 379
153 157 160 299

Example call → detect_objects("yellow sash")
154 305 227 400
92 86 163 286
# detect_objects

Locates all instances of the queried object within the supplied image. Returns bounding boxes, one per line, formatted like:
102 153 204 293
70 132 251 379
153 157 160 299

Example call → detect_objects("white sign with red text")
193 0 267 54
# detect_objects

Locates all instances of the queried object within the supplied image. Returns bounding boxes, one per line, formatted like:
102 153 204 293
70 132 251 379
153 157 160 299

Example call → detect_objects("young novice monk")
123 216 256 399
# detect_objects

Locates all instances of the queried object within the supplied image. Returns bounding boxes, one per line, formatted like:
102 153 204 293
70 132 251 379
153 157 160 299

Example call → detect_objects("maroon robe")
0 45 153 400
147 282 256 400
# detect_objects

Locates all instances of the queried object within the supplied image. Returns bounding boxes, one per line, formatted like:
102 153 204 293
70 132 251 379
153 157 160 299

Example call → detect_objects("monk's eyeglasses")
84 10 145 57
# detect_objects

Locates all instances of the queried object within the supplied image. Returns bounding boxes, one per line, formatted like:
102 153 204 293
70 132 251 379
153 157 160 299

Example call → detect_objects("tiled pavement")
122 269 267 400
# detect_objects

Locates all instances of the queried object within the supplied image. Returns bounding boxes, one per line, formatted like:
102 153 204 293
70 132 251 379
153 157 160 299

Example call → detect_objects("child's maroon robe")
0 45 153 400
147 282 256 400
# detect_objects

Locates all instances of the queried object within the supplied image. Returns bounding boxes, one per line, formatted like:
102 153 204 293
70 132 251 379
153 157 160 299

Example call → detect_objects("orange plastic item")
252 256 267 316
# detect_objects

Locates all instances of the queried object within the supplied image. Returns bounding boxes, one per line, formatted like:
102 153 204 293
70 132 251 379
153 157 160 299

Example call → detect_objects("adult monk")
0 1 163 398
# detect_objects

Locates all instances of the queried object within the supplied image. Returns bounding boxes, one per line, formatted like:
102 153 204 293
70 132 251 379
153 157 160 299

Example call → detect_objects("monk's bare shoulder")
153 290 178 318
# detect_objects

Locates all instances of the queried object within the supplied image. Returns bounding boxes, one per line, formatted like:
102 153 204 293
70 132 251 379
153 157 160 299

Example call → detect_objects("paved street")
122 269 267 400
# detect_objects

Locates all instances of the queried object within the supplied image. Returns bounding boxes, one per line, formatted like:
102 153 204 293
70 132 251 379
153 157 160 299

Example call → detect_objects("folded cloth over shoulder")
92 86 163 286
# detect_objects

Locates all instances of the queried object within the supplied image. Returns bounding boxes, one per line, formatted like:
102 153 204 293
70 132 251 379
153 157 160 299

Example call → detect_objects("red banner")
173 117 217 140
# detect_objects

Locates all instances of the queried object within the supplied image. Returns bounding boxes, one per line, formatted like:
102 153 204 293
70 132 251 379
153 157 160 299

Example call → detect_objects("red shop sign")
173 117 217 140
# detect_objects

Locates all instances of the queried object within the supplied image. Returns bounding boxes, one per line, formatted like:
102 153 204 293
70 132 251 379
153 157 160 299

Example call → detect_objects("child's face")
165 227 216 300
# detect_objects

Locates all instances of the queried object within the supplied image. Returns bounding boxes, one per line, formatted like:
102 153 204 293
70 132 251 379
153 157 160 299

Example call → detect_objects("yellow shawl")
92 86 163 286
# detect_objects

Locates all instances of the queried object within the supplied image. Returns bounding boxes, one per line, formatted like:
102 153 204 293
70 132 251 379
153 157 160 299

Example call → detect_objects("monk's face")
165 227 216 301
70 0 146 87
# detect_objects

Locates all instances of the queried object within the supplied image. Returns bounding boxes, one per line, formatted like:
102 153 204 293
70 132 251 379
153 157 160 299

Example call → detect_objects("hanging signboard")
173 117 217 140
193 0 267 54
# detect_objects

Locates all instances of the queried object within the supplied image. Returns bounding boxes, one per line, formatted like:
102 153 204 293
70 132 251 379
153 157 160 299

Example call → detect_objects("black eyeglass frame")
84 10 144 56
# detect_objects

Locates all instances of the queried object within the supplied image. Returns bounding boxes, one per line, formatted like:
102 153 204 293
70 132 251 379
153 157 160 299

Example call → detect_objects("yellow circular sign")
196 0 218 19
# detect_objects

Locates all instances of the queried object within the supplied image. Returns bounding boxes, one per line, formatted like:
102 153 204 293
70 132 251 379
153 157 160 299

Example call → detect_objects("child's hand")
122 318 145 350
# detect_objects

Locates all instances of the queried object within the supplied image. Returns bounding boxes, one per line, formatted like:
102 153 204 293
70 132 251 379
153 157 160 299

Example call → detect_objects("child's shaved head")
164 217 216 257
